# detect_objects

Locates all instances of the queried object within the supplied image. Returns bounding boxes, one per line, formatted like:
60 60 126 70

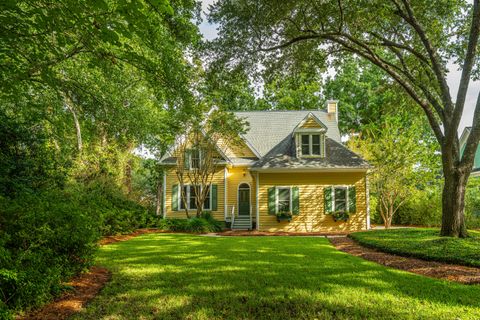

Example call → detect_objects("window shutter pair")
267 187 300 215
171 184 217 211
324 186 356 213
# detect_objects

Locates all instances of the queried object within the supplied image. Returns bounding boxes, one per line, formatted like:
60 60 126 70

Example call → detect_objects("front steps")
231 215 252 230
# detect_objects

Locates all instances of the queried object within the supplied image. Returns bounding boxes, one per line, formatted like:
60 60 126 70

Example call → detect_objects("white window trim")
299 133 324 157
275 186 292 214
331 185 352 212
189 149 202 170
179 184 212 210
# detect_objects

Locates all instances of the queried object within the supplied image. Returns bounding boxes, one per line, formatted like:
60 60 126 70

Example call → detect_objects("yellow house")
160 101 371 233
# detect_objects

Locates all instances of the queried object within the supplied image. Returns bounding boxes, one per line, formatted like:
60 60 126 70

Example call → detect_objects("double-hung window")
300 134 322 156
190 149 201 169
179 185 211 210
334 187 347 211
276 187 292 213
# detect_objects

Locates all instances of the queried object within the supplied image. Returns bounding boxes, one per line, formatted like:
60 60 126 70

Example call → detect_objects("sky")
198 1 477 134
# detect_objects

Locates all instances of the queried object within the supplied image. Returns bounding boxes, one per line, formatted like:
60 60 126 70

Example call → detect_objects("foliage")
151 215 224 233
275 211 293 221
0 188 100 316
173 108 248 218
392 178 480 229
349 116 440 228
332 211 350 222
72 234 480 319
350 228 480 267
207 0 480 237
0 1 202 316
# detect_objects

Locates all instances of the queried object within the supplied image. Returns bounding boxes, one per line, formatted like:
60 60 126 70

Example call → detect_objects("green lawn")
73 234 480 320
351 228 480 267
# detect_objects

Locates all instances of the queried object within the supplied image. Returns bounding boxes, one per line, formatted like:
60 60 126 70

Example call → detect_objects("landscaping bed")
350 228 480 267
329 236 480 284
16 267 110 320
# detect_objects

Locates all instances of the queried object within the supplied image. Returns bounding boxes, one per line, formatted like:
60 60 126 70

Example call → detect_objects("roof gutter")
249 167 370 173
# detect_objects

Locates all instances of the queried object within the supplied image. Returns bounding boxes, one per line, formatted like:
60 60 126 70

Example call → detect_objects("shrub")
0 189 100 316
0 181 152 317
148 214 224 233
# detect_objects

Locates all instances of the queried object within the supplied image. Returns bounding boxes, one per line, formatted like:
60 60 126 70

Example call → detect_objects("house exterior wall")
164 166 226 220
217 137 257 158
226 167 257 222
257 171 367 232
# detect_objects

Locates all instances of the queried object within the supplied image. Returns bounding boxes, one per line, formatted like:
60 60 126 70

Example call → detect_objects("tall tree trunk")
125 159 133 194
440 167 469 237
63 94 82 153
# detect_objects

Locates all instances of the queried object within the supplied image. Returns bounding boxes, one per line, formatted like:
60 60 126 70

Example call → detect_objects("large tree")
208 0 480 237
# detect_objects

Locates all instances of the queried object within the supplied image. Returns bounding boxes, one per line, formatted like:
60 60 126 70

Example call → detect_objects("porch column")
224 167 228 221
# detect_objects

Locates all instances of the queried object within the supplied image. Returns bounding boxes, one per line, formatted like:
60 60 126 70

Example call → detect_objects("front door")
238 183 250 216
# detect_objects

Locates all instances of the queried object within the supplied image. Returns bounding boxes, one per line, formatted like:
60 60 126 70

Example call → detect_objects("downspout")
163 172 167 219
256 172 260 231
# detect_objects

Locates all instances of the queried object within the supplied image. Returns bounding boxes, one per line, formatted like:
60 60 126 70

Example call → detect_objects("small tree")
349 118 440 228
174 109 247 218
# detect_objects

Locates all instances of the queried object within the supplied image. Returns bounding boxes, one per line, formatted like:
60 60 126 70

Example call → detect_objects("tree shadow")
74 234 480 319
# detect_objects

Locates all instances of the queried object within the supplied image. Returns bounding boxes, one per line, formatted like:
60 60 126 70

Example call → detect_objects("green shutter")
292 186 300 214
324 186 333 214
348 186 356 213
172 184 179 211
184 150 191 169
211 184 218 211
268 187 276 214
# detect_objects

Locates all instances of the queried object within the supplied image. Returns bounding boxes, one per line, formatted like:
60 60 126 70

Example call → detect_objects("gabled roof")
251 138 370 170
160 109 368 170
234 110 341 157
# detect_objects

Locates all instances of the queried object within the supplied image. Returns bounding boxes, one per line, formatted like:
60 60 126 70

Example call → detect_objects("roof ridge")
233 109 328 114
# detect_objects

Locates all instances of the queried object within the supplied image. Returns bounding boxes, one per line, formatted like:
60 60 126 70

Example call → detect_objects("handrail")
231 205 235 228
250 205 252 230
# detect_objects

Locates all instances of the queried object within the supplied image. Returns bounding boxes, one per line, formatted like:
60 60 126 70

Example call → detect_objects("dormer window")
293 112 328 158
301 134 321 156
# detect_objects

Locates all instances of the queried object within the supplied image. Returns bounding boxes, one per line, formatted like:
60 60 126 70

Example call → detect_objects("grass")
350 228 480 267
73 234 480 320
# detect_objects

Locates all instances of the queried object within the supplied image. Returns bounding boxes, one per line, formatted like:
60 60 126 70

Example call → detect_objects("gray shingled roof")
161 110 368 170
235 110 341 157
251 138 370 169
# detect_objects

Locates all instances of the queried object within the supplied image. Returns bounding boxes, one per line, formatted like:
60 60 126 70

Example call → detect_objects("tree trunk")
125 159 133 194
64 95 82 153
440 168 469 237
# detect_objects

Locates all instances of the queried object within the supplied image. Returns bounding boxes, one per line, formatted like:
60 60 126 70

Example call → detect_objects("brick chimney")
327 100 338 122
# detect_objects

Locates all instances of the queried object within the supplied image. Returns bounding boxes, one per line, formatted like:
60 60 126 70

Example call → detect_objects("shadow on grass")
73 234 480 320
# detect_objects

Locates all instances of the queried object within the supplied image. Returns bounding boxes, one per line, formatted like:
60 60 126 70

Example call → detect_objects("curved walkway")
329 236 480 285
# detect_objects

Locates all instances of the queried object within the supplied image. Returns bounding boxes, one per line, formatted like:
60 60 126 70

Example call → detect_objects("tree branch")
450 0 480 144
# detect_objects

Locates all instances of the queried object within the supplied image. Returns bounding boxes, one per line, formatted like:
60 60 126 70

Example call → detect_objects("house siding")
164 167 226 220
300 117 323 129
257 172 367 232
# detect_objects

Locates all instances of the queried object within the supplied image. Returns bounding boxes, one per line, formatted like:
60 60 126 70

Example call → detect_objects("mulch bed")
215 230 348 236
17 267 111 320
329 236 480 285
